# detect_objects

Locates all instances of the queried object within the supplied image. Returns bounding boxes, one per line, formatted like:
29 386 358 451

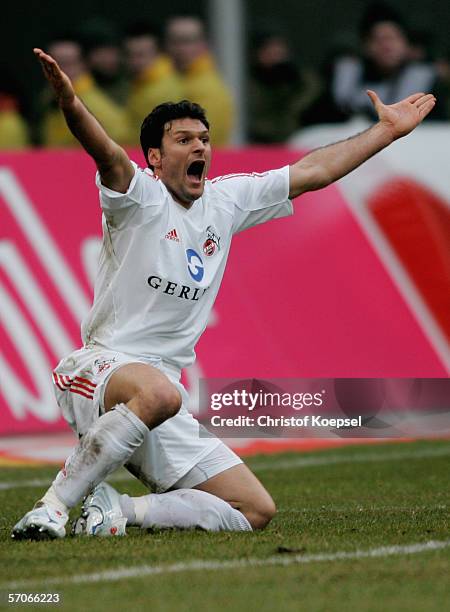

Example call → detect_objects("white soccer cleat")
72 482 127 537
11 503 68 541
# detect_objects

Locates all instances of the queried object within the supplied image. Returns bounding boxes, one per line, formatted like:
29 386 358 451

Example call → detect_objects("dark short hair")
140 100 210 168
359 1 407 39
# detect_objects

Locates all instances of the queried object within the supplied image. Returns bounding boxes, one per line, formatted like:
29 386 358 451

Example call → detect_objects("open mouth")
186 160 205 183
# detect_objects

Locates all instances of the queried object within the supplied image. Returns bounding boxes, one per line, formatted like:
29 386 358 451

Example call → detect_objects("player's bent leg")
103 362 182 427
76 481 252 534
76 444 261 534
53 362 181 506
83 463 275 534
69 397 272 536
12 404 147 541
194 463 276 530
82 446 274 535
12 362 182 541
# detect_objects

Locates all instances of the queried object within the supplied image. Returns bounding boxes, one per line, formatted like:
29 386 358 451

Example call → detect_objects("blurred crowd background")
2 0 450 150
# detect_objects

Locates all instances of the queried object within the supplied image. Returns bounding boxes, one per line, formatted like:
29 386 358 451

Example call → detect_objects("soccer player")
12 48 435 539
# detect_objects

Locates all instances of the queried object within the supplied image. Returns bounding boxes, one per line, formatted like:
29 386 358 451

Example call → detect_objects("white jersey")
81 162 293 369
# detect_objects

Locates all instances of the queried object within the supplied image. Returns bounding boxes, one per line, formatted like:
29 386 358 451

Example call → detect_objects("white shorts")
53 347 242 492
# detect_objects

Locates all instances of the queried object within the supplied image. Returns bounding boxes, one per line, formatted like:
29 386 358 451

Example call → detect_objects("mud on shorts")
52 347 242 492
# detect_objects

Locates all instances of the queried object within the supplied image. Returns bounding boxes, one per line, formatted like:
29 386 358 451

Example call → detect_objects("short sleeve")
211 166 293 234
95 161 163 212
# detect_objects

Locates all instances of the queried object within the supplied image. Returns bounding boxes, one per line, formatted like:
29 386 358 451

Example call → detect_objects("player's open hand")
367 90 436 140
33 48 75 108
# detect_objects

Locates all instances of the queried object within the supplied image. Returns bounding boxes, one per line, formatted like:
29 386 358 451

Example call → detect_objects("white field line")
1 539 450 590
278 503 449 514
1 445 450 491
249 445 450 471
0 472 133 491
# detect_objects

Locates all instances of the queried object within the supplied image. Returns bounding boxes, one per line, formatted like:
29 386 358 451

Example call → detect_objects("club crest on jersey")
203 225 221 257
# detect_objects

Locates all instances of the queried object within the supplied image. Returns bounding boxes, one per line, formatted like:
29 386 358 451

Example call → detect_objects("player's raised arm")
34 48 133 193
288 90 436 199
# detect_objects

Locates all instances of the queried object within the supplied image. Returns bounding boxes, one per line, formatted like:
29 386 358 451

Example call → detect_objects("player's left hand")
367 90 436 140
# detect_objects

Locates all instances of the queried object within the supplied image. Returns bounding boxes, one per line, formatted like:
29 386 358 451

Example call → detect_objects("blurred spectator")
124 22 183 141
248 31 320 143
165 16 234 146
303 2 447 125
78 18 129 105
40 35 130 146
0 65 29 149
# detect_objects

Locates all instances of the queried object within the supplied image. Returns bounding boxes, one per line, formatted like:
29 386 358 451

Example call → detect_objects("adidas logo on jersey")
165 228 180 242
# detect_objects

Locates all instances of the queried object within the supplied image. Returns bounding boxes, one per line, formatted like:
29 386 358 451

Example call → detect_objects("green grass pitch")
0 439 449 611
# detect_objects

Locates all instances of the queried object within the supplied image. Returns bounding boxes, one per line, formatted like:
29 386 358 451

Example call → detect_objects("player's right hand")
33 48 75 108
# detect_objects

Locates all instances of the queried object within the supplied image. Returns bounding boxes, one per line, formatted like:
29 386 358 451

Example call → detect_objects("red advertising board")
1 148 448 435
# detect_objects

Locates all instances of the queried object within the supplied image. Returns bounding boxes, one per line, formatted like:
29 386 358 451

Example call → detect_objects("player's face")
151 118 212 207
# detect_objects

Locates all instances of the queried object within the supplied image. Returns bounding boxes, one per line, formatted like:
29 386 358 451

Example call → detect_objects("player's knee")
148 382 181 420
248 498 277 530
161 384 182 418
131 383 181 426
